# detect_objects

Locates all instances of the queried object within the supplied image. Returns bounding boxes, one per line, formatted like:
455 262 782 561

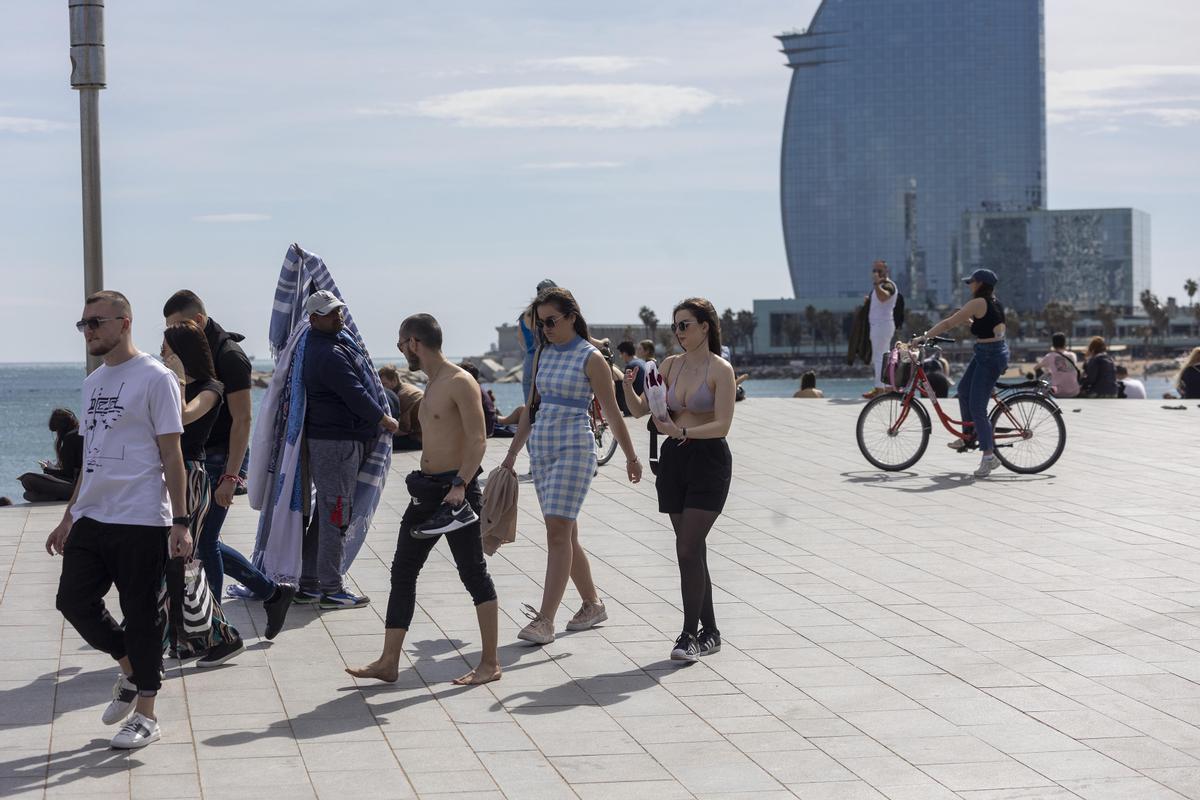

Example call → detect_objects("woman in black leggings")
624 298 737 662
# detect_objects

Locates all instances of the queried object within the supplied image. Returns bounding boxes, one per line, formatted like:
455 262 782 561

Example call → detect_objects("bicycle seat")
995 379 1043 390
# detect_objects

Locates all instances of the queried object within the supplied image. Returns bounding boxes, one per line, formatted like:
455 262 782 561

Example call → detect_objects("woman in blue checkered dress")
502 287 643 645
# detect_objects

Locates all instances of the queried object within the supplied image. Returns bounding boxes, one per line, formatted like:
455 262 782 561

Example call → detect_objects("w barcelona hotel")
754 0 1150 354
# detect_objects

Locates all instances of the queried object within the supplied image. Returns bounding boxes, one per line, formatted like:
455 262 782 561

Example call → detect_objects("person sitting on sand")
1115 365 1146 399
792 371 824 398
1079 336 1117 398
1169 347 1200 399
19 409 84 502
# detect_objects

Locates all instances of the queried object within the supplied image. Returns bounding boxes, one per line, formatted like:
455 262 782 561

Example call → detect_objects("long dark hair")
531 287 590 342
973 282 995 299
673 297 722 355
48 408 78 465
164 321 217 382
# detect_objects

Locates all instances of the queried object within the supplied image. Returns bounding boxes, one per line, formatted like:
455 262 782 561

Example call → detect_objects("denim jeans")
202 451 277 600
957 341 1010 452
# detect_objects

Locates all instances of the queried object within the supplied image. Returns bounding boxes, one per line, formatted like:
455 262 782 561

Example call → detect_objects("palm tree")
1185 278 1198 308
736 310 757 355
720 308 737 359
1096 304 1119 342
638 306 658 341
782 314 804 356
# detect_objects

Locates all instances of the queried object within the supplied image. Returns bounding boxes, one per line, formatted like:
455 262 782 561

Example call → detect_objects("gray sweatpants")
301 438 366 594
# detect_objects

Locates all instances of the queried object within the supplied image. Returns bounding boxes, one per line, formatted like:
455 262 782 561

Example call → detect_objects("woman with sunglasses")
161 321 245 667
624 298 736 662
501 287 642 644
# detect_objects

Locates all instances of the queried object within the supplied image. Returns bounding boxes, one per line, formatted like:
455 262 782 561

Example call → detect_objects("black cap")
963 268 998 287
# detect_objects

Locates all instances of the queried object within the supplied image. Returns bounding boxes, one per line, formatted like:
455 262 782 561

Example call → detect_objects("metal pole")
69 0 105 373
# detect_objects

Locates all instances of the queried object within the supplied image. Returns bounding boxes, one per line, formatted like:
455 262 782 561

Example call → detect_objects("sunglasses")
75 316 127 332
536 314 567 330
670 320 698 333
872 269 886 275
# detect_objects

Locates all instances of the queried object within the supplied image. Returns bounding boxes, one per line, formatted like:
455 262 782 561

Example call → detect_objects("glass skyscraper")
778 0 1046 308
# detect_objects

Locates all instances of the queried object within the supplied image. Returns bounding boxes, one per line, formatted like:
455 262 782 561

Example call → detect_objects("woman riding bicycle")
916 268 1008 479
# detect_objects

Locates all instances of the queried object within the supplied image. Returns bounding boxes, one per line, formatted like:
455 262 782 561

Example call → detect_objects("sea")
0 362 1175 502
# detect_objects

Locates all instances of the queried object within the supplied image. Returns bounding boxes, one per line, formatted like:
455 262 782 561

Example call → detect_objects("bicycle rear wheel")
595 423 618 465
989 394 1066 474
856 393 930 471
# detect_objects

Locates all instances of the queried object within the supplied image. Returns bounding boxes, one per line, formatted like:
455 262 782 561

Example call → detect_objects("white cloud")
192 213 271 223
520 56 660 75
0 116 71 134
410 84 718 129
1048 64 1200 128
519 161 625 170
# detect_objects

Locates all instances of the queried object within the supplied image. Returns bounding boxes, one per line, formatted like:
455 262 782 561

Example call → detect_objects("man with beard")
298 290 398 609
47 290 192 749
163 289 295 638
346 313 500 685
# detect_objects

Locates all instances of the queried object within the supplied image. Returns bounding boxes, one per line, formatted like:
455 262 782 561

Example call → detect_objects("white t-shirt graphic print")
72 353 184 527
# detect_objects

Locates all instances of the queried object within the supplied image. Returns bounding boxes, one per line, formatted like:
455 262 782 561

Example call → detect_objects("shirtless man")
346 314 500 685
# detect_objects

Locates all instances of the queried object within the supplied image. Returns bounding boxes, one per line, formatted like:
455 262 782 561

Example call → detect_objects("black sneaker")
697 628 722 656
263 585 296 640
293 589 321 605
196 635 245 668
411 502 479 539
670 632 700 663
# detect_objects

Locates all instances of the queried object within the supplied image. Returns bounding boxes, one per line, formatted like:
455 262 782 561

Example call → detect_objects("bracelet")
218 473 247 488
172 516 189 526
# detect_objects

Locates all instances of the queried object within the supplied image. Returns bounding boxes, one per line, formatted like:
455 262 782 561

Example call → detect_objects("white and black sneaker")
101 674 138 725
411 502 479 539
670 632 700 663
697 628 722 656
110 712 160 749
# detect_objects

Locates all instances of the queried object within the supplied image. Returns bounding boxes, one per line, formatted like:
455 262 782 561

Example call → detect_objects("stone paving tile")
2 400 1199 798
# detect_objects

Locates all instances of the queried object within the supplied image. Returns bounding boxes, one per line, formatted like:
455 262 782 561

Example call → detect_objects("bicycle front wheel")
856 393 930 471
989 395 1066 474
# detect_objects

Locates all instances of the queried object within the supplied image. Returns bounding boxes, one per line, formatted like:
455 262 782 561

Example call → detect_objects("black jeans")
385 470 496 629
55 517 168 694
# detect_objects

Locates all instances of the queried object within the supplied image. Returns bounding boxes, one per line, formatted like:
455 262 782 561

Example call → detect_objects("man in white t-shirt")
45 290 191 750
863 259 899 399
1116 365 1147 399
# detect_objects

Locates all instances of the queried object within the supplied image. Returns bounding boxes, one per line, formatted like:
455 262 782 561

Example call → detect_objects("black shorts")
656 437 732 514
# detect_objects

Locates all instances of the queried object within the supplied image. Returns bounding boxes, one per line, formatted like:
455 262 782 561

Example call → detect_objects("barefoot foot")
345 659 399 683
451 664 502 686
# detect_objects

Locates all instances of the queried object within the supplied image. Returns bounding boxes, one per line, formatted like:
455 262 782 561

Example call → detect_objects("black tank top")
970 296 1005 339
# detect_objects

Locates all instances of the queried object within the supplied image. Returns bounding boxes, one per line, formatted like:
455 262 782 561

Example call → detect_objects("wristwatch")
172 516 189 526
450 476 466 488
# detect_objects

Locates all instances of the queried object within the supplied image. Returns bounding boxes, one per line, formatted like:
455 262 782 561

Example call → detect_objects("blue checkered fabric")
530 336 598 520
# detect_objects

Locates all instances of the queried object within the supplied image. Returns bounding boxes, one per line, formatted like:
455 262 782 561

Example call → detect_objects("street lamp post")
69 0 105 373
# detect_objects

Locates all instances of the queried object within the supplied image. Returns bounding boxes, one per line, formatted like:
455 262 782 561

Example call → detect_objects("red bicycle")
856 337 1066 473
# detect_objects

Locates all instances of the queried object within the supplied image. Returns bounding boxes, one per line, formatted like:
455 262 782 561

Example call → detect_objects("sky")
2 1 1198 363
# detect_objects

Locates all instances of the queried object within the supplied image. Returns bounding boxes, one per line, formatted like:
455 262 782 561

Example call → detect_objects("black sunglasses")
536 314 567 330
670 320 698 333
75 316 127 332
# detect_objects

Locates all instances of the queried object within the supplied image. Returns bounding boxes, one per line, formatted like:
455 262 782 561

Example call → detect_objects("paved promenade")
2 398 1200 799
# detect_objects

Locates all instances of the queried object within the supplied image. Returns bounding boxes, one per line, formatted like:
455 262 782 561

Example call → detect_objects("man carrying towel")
346 313 500 686
299 290 398 609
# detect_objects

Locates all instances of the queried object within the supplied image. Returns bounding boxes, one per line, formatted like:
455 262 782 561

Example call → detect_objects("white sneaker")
110 712 160 749
101 674 138 725
973 455 999 478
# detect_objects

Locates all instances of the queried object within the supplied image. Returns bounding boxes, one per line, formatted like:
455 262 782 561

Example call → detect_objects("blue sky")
2 1 1198 363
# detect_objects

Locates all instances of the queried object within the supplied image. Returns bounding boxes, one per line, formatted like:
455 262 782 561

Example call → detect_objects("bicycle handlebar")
910 335 955 344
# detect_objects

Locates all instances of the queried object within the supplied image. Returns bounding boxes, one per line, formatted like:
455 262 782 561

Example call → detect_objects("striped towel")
247 244 391 585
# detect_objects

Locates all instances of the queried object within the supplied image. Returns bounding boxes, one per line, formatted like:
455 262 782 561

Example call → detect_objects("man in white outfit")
863 260 899 399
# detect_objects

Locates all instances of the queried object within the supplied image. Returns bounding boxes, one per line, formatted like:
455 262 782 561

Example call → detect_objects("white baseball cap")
304 290 346 316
